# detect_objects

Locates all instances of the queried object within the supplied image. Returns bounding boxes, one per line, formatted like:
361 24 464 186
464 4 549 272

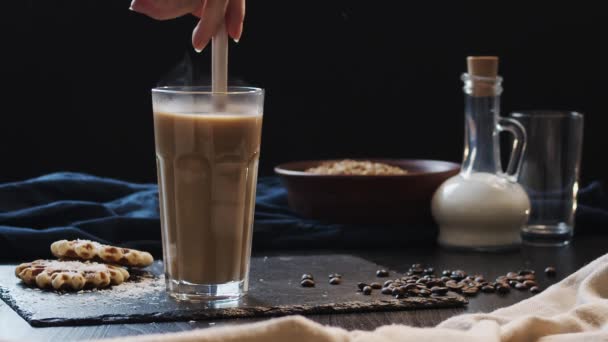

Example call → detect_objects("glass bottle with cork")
432 56 530 251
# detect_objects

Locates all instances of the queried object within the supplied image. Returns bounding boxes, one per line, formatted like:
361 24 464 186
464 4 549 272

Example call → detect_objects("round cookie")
15 260 129 291
51 239 154 268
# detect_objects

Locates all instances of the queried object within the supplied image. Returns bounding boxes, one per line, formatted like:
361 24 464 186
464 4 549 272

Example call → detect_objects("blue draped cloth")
0 173 606 260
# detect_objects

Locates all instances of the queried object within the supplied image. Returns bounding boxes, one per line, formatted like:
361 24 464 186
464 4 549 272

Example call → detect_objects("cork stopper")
466 56 499 97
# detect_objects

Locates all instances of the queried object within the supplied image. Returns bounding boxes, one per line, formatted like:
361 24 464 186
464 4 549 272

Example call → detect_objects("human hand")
130 0 245 52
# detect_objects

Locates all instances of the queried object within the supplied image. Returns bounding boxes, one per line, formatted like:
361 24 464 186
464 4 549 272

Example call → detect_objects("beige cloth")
99 253 608 342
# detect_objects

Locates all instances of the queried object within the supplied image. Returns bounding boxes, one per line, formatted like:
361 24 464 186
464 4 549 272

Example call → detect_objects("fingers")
225 0 245 42
130 0 201 20
192 0 229 52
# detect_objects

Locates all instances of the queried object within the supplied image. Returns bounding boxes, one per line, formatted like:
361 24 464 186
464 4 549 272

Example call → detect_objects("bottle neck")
460 73 503 176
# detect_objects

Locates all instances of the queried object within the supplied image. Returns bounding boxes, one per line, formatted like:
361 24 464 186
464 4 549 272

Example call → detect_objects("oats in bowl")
305 159 408 176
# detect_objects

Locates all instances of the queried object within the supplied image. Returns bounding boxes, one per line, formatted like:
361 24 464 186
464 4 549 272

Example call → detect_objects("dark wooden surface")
1 235 606 341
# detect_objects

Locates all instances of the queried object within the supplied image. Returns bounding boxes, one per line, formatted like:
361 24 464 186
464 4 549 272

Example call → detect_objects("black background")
1 2 606 184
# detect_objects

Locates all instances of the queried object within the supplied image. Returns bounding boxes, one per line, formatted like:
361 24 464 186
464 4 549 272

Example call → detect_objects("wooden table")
1 235 605 341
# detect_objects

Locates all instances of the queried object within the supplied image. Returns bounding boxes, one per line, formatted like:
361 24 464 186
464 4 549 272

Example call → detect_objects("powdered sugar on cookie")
51 240 154 268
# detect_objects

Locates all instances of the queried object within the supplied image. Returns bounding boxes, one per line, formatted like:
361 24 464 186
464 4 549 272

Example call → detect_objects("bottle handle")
497 117 527 180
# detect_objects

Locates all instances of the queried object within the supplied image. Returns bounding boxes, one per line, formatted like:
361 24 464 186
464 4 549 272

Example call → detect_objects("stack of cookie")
14 240 154 291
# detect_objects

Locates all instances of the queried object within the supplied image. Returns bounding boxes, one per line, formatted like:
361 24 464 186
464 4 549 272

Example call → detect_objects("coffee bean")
423 267 435 275
381 287 393 295
530 286 541 294
370 282 382 289
416 278 428 284
474 276 485 283
431 286 448 295
407 288 420 296
403 283 418 290
481 285 495 293
383 280 394 287
411 263 423 269
496 276 508 283
509 280 519 288
301 279 315 287
441 276 451 282
394 293 407 299
450 270 466 281
516 276 525 282
392 287 403 297
328 273 342 279
419 289 431 297
410 267 424 274
523 280 537 288
406 279 417 284
427 280 445 288
442 270 452 276
357 282 368 291
506 272 519 280
362 286 372 295
446 280 464 292
522 274 536 281
515 282 528 290
376 269 389 277
496 284 510 294
519 269 535 276
329 277 341 285
301 274 314 281
545 266 557 277
462 287 479 296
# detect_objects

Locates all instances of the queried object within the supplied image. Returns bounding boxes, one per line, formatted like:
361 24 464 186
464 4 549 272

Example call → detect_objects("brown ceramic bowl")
274 159 460 225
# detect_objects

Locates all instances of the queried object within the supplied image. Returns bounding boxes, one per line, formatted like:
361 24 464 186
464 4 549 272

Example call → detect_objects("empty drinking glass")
509 111 584 246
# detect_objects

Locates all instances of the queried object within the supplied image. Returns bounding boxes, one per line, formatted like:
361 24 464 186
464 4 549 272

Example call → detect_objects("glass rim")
152 86 263 95
510 110 583 119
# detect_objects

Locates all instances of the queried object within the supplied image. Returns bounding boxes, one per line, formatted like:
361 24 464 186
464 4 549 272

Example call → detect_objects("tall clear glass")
152 86 264 301
509 111 584 246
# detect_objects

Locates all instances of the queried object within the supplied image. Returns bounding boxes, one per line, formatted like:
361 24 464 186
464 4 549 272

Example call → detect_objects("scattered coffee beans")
299 263 558 303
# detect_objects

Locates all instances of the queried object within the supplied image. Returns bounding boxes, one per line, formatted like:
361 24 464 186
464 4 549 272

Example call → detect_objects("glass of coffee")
152 86 264 301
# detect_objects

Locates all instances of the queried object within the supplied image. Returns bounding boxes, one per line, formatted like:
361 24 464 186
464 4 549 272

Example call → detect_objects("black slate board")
0 254 466 327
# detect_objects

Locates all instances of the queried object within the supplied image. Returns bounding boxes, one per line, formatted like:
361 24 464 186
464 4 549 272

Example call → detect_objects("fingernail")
128 6 134 11
194 47 203 53
233 38 239 43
